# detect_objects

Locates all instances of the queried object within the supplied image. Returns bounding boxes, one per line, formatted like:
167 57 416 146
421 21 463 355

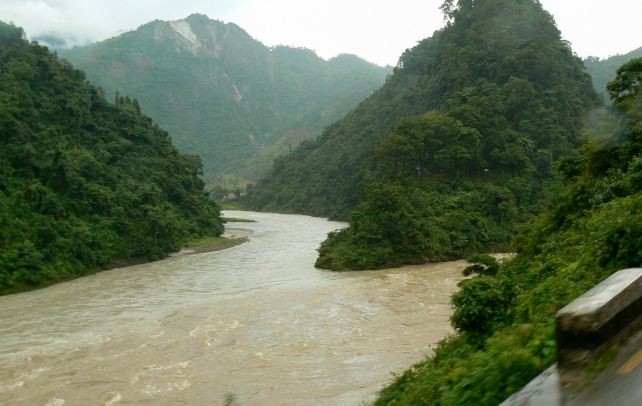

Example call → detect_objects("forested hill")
376 56 642 405
0 22 223 295
250 0 599 270
585 46 642 100
61 14 389 185
248 0 598 221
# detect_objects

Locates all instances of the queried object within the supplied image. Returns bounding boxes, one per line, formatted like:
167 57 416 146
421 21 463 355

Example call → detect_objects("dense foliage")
61 14 389 185
584 46 642 101
311 0 599 269
0 22 223 294
249 0 598 224
375 56 642 405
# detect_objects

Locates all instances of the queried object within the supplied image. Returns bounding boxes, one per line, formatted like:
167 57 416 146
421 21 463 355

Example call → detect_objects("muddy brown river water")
0 211 468 405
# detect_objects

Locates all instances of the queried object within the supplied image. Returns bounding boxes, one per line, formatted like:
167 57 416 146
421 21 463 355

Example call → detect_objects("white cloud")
0 0 245 47
1 0 641 65
228 0 444 66
540 0 642 59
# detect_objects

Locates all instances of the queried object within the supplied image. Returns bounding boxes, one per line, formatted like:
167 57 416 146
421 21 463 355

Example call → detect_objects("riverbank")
221 217 257 223
0 256 466 405
0 211 472 405
179 235 248 255
0 227 251 297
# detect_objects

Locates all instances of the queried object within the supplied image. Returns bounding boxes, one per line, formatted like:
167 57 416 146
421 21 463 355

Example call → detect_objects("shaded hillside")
376 55 642 406
248 0 598 222
585 46 642 99
0 22 223 294
247 47 439 218
250 0 597 271
312 0 599 270
61 14 389 184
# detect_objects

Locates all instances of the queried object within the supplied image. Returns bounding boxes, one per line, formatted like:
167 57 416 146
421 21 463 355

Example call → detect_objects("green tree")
0 21 223 294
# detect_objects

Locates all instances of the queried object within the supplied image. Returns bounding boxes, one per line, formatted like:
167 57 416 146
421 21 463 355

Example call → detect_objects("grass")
184 235 248 254
221 217 256 223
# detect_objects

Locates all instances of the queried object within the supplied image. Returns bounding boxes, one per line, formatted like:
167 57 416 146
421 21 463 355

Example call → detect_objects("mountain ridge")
249 0 599 271
61 14 390 187
584 46 642 99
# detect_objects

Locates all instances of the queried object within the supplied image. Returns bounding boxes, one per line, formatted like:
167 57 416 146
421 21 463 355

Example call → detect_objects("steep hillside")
61 14 389 184
585 46 642 99
248 0 598 222
376 56 642 406
314 0 599 270
0 22 223 294
247 46 433 218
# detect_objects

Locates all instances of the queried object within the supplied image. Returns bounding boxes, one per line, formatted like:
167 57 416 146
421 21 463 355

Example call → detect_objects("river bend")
0 211 466 405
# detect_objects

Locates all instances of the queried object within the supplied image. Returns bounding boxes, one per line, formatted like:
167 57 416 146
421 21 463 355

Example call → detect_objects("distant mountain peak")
148 14 255 56
167 19 201 51
184 12 213 21
61 16 388 183
327 53 385 71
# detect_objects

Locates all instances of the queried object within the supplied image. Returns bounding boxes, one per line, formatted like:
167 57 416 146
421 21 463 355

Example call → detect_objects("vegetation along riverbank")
0 22 224 296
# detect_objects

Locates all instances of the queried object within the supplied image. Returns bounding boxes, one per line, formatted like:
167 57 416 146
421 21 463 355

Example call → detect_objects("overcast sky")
2 0 641 66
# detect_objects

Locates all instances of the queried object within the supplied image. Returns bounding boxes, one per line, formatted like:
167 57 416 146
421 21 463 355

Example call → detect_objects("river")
0 211 467 405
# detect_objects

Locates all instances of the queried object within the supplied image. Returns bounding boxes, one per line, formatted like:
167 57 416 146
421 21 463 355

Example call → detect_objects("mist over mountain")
2 1 641 405
584 46 642 100
32 33 68 49
61 14 390 186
